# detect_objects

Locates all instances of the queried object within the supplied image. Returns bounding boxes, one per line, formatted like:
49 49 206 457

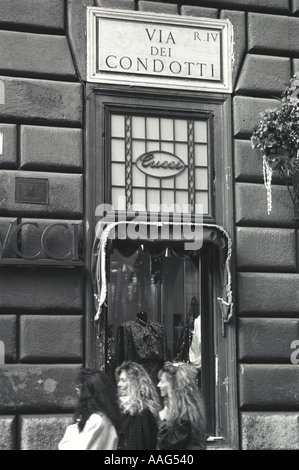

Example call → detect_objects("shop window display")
106 240 215 434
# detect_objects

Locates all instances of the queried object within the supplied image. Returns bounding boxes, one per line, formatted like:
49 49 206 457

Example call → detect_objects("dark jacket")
118 408 158 450
157 419 206 450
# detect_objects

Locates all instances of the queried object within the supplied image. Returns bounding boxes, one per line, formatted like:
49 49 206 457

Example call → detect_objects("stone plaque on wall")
15 177 49 204
87 8 233 93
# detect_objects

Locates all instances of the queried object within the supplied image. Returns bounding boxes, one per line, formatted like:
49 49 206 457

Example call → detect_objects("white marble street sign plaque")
87 8 233 93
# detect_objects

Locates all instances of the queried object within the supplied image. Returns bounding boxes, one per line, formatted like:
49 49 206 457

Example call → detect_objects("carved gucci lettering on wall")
0 222 81 261
136 151 186 179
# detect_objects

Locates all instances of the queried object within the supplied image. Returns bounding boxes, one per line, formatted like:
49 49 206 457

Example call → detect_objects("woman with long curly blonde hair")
115 361 161 450
157 361 206 450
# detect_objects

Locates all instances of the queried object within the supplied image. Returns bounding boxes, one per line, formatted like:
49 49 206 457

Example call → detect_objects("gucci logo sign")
136 151 186 179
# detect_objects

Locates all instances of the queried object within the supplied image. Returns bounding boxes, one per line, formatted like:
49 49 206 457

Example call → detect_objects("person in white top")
58 368 121 450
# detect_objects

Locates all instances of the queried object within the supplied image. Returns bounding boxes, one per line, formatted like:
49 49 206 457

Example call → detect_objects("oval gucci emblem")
136 151 186 179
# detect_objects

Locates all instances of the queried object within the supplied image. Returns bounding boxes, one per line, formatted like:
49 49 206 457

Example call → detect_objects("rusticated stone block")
235 182 294 226
239 318 299 362
0 170 83 218
182 0 289 12
0 267 83 312
293 0 299 15
236 55 291 96
248 13 299 54
19 218 83 261
20 414 73 451
21 125 83 172
237 272 299 315
233 96 281 138
0 416 16 450
67 0 95 82
241 412 299 450
0 364 81 412
20 315 83 362
95 0 135 8
0 217 18 258
230 0 288 10
139 1 178 14
0 315 17 363
293 59 299 75
220 10 246 88
239 364 299 408
181 6 218 18
234 139 264 182
236 227 296 271
0 31 76 80
0 77 82 126
0 124 17 169
0 0 65 31
234 139 286 184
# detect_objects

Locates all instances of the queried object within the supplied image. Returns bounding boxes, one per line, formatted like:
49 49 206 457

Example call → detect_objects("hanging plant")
251 74 299 214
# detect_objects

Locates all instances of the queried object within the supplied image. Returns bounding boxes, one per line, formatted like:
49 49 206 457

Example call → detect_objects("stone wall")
0 0 84 450
0 0 298 450
94 0 299 450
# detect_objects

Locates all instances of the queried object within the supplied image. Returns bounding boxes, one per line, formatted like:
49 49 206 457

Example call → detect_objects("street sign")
87 8 233 93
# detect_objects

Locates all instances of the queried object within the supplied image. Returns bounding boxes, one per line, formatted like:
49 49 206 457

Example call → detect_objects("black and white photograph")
0 0 298 453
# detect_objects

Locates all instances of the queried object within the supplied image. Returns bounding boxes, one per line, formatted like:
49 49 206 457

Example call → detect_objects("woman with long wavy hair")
58 368 121 450
157 361 206 450
115 361 161 450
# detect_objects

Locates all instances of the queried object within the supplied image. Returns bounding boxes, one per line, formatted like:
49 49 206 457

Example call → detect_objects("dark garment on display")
118 408 158 450
157 419 206 450
116 317 169 383
136 310 148 323
174 296 199 362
